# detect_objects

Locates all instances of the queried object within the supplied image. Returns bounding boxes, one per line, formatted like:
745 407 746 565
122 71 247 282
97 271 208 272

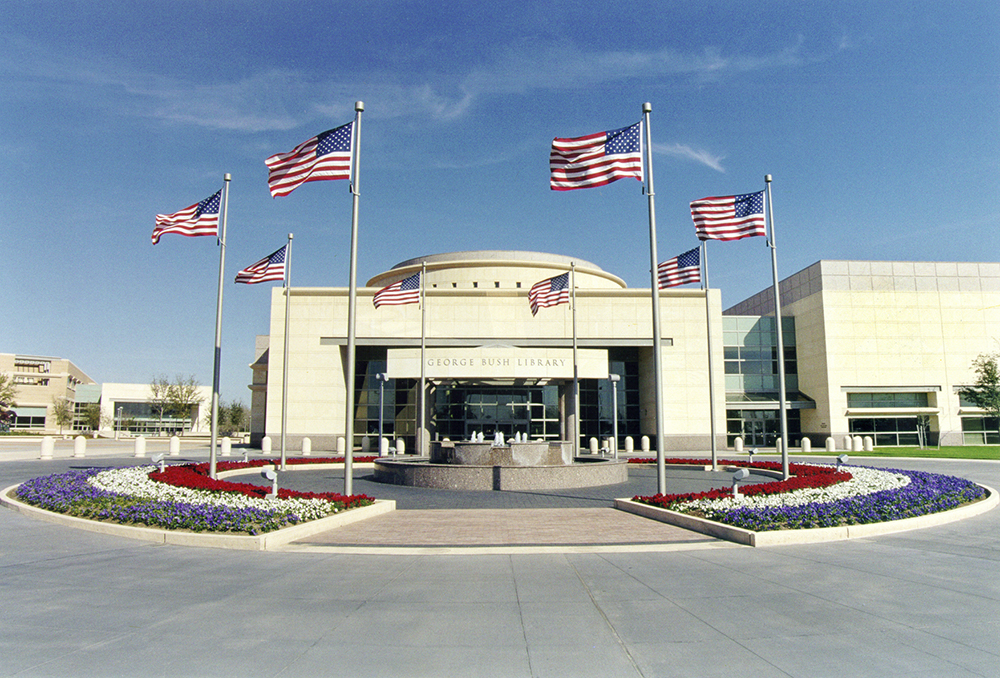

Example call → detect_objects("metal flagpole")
571 262 580 456
419 260 427 456
702 242 719 471
642 102 667 494
343 101 364 496
280 233 293 472
209 173 230 480
765 174 790 479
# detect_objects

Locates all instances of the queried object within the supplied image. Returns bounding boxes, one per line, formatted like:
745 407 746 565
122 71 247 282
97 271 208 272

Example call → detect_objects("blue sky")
3 1 998 405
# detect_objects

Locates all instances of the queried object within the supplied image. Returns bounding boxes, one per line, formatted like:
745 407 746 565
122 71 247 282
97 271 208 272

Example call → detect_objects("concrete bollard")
589 437 599 454
261 436 272 455
396 438 405 455
801 437 812 454
734 437 744 453
624 436 634 453
221 437 232 457
852 436 862 452
361 436 370 452
169 435 180 457
302 437 312 456
843 435 852 451
134 436 146 458
74 435 86 458
337 436 346 455
826 437 836 452
641 435 650 453
40 436 54 459
379 437 389 456
863 436 873 452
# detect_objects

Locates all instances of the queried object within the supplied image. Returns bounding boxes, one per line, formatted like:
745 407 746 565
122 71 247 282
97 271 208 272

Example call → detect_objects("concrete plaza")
1 438 998 677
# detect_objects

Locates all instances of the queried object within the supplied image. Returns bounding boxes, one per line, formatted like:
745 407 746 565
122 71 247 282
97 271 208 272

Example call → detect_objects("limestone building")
248 253 1000 452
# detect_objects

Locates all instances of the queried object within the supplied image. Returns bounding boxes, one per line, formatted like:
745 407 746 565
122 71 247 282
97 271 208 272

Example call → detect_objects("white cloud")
652 143 726 173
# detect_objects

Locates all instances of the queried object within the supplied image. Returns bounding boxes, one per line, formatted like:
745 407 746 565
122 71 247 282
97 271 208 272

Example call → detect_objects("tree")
52 396 74 434
167 375 204 430
82 403 103 432
0 373 16 431
149 375 172 433
958 353 1000 421
227 400 248 434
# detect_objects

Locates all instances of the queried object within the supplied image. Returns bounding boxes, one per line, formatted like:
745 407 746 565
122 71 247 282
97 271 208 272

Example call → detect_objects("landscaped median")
617 459 997 546
0 457 393 551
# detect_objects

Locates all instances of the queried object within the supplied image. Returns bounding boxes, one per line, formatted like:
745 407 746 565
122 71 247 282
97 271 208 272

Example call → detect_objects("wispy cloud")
1 33 808 133
652 143 726 173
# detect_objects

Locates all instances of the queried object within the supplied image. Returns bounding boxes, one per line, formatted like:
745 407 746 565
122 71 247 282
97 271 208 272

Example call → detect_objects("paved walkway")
1 440 999 677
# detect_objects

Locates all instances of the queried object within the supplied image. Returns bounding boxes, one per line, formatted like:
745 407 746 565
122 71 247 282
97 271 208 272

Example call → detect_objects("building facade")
0 354 95 433
249 254 1000 453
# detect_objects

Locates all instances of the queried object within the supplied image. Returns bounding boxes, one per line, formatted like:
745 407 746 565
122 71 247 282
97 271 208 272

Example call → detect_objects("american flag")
235 246 286 284
550 122 643 191
658 247 701 289
373 272 421 308
152 190 220 244
266 122 354 198
690 190 766 241
528 272 570 315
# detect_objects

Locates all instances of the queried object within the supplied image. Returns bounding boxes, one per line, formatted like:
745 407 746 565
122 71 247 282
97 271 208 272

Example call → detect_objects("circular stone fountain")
372 439 628 491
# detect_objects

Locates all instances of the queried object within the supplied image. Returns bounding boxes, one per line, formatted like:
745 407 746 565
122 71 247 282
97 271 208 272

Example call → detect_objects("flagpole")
702 242 719 471
209 173 230 480
765 174 790 479
571 262 579 456
419 260 427 456
344 101 364 496
280 233 293 472
642 102 667 494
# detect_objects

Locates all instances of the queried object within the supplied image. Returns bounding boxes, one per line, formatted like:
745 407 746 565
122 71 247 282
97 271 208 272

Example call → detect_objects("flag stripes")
690 191 766 241
152 190 220 244
266 122 354 198
550 122 643 190
373 272 421 307
528 272 570 315
658 247 701 289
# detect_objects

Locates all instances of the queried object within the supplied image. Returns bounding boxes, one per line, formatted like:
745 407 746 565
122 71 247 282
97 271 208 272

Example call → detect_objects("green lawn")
792 446 1000 461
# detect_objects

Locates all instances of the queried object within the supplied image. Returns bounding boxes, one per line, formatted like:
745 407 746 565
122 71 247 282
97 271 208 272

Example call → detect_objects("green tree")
82 403 103 432
51 396 74 434
227 400 248 433
958 353 1000 421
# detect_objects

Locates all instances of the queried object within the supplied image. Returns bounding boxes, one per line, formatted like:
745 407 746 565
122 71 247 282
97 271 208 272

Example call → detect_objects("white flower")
679 465 910 514
88 466 337 521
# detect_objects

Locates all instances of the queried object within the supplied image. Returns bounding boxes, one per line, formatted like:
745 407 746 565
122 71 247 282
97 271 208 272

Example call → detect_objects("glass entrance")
434 384 561 441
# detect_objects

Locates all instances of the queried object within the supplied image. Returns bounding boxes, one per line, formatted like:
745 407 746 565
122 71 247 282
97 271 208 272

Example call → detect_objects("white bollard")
337 436 346 455
624 436 634 453
302 437 312 456
852 436 862 452
134 436 146 458
863 436 873 452
826 436 836 452
169 435 180 457
589 437 599 454
221 437 232 457
844 435 852 451
380 437 390 456
734 437 744 453
40 436 54 460
801 437 812 454
641 435 650 453
74 435 86 458
396 438 406 455
776 438 783 457
361 436 370 452
261 436 272 455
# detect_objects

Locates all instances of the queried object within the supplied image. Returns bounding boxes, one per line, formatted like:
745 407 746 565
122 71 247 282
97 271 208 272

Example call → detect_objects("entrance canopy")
387 346 609 380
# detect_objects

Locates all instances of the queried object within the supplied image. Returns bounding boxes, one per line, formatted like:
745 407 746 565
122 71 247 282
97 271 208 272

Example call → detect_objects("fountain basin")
429 440 572 466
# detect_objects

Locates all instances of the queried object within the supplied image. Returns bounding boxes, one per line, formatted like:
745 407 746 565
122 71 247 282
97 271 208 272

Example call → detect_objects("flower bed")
631 459 986 531
14 460 375 536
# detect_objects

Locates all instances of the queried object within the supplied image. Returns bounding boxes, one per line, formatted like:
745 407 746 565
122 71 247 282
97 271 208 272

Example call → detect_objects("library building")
247 251 1000 453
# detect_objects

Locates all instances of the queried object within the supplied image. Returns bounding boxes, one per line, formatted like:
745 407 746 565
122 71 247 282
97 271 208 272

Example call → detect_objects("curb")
615 484 998 547
0 483 395 551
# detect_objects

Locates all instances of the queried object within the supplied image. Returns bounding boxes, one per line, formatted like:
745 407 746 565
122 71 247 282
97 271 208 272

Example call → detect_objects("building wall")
0 353 95 433
729 261 1000 446
259 253 726 451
